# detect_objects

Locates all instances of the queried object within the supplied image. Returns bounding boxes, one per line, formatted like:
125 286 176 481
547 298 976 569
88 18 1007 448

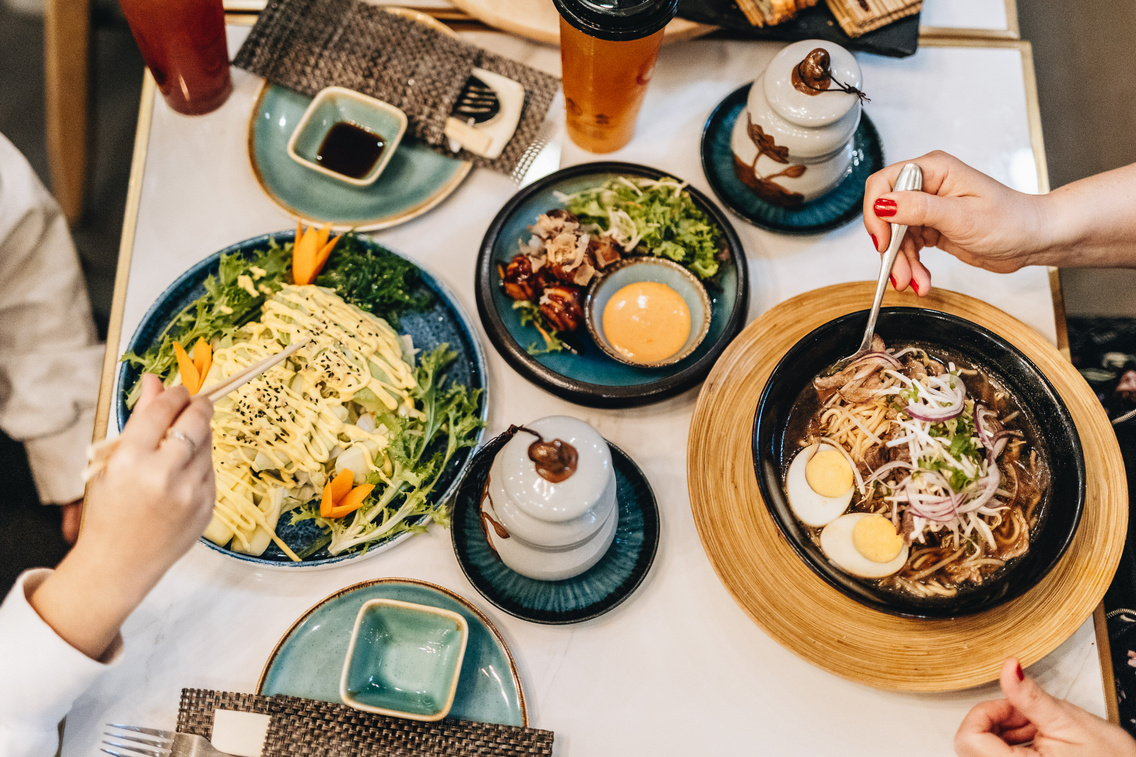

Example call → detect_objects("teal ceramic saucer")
258 578 527 726
450 433 660 625
475 162 749 408
700 84 885 235
249 83 471 231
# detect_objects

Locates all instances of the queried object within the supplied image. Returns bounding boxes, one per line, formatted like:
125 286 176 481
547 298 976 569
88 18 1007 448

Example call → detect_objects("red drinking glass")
119 0 233 116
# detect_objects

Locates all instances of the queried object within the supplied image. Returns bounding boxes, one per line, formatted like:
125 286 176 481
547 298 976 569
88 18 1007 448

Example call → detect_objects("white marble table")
68 25 1106 757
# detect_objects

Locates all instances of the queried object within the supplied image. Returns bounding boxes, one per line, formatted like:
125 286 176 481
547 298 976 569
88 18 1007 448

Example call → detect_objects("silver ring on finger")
163 428 199 457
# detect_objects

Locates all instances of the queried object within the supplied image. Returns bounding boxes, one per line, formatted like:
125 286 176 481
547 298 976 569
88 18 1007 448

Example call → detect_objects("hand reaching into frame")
28 374 216 661
863 151 1136 295
955 657 1136 757
863 151 1052 294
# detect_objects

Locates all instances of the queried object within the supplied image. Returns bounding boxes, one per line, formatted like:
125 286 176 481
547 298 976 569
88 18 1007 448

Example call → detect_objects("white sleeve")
0 134 105 505
0 569 123 757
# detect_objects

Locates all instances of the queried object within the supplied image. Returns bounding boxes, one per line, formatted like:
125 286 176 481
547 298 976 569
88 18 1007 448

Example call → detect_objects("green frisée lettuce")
291 345 484 555
121 239 292 407
560 176 723 280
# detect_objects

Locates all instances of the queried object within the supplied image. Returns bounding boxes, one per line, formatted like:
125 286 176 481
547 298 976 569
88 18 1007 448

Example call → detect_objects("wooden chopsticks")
201 337 308 403
83 338 310 481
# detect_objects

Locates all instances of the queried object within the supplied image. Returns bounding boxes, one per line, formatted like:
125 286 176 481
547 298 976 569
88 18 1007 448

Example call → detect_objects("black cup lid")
553 0 678 41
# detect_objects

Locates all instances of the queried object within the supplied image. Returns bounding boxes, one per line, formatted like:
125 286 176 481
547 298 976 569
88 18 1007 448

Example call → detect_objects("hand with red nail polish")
954 657 1136 757
863 151 1060 297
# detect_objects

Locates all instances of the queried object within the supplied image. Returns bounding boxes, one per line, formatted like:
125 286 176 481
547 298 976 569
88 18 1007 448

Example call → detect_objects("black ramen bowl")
752 308 1085 619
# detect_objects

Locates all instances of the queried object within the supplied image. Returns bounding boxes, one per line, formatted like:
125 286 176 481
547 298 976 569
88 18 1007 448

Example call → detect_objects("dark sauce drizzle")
478 425 581 552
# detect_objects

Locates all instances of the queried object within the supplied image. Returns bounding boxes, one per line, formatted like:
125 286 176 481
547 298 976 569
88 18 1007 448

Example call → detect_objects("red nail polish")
911 279 921 295
1015 663 1024 681
871 233 879 252
874 198 898 217
889 274 897 289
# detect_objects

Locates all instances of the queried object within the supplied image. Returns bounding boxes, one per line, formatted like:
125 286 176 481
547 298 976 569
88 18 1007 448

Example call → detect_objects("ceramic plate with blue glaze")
450 433 660 624
257 578 527 726
476 162 749 408
701 84 885 235
115 231 487 568
249 83 471 231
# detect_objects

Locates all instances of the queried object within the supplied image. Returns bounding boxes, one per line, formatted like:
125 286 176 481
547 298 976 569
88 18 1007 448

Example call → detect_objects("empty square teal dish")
339 598 469 721
287 86 408 187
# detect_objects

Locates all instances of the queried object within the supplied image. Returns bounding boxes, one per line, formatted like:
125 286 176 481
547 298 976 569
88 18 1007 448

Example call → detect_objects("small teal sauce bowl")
339 598 469 721
287 86 408 187
585 257 712 368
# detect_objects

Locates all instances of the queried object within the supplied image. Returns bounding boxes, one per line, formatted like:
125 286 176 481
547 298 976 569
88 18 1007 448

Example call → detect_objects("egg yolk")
852 515 905 563
804 446 853 498
602 281 691 364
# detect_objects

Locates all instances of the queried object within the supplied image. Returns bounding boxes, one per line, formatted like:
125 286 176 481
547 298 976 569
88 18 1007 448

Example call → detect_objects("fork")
102 725 236 757
509 95 565 188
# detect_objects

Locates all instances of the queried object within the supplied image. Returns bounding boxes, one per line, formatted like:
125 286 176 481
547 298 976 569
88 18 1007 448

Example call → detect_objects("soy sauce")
316 122 386 179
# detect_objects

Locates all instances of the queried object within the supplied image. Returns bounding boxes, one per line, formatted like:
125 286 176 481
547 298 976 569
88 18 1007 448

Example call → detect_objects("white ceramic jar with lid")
482 416 618 581
730 39 864 205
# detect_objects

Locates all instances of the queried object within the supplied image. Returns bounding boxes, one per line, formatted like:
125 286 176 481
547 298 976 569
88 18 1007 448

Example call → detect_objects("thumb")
1000 657 1069 731
875 189 960 238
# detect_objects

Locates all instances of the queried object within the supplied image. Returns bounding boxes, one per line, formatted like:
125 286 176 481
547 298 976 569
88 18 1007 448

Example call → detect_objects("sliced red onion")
855 351 903 370
907 491 963 522
975 404 995 447
960 468 1001 513
862 460 915 487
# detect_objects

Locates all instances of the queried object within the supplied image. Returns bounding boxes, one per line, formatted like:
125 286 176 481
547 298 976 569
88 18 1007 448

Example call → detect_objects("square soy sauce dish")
287 86 407 187
339 598 469 721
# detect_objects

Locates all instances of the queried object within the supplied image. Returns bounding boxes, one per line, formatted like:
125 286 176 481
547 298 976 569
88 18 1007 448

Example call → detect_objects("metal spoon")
843 162 923 365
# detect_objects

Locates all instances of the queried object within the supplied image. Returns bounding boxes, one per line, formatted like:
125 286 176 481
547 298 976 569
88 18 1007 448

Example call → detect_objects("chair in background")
43 0 89 225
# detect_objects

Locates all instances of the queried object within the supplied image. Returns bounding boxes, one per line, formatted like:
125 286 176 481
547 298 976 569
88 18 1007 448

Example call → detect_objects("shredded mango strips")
201 284 418 561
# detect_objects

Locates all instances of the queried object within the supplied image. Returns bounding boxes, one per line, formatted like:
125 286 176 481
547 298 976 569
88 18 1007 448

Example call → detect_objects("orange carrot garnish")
324 483 375 519
192 338 212 389
293 222 340 285
173 340 201 394
320 469 362 518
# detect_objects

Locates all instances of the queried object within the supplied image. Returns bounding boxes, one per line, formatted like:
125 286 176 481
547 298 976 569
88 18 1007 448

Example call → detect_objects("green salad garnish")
561 176 723 280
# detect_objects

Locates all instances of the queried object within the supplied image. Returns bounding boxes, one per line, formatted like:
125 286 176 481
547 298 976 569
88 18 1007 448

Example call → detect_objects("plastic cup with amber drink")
553 0 678 153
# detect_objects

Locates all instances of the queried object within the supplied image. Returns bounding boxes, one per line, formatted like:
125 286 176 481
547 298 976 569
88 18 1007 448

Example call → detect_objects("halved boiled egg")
784 442 855 527
820 512 909 579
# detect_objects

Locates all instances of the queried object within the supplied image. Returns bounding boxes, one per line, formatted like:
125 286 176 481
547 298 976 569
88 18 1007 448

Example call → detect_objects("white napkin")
210 710 271 757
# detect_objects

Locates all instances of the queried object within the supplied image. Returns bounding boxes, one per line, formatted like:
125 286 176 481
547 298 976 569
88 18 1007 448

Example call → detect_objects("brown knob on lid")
528 437 579 483
792 48 832 96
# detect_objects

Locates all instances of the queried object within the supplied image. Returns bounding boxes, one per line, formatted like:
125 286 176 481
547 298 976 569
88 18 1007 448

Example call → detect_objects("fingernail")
870 233 879 252
911 278 921 295
889 274 897 289
1015 663 1024 681
874 198 897 218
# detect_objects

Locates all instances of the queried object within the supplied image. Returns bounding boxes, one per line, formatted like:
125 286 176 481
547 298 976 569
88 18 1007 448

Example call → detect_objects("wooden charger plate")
688 282 1128 692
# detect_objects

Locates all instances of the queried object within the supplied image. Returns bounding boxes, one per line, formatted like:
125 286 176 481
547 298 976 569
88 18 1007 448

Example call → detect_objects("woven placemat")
178 689 554 757
232 0 560 175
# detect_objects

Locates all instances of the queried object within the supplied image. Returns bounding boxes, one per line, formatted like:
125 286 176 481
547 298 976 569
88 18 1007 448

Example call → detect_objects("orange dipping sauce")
602 281 691 364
